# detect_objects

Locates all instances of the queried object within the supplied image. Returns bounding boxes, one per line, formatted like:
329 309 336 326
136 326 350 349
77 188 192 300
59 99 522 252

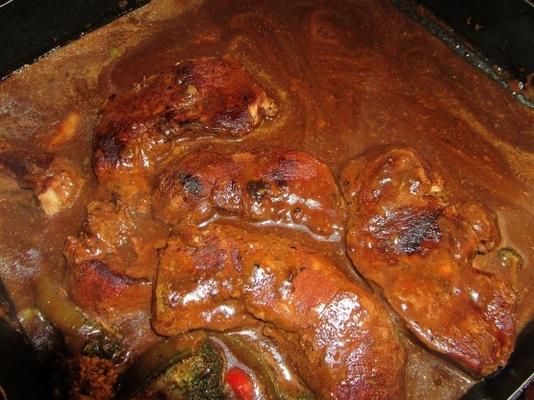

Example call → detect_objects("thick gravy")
0 0 533 399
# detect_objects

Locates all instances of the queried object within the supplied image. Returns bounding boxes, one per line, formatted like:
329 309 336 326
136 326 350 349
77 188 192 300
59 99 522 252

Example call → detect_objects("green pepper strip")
116 331 207 399
33 274 124 360
213 334 314 400
34 274 103 337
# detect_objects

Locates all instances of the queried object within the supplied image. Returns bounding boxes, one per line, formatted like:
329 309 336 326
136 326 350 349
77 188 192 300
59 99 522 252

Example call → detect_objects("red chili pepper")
225 367 254 400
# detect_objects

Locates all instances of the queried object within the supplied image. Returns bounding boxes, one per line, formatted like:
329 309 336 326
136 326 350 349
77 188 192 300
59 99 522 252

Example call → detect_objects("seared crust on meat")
153 222 406 400
93 58 277 180
67 259 151 316
340 147 516 376
64 200 167 319
152 148 346 238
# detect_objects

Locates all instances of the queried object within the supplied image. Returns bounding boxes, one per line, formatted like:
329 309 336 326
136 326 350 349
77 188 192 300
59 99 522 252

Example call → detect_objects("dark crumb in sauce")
68 356 119 400
246 179 271 202
179 172 203 195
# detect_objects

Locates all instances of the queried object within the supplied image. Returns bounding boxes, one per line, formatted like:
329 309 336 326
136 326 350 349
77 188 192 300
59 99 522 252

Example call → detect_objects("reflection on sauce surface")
0 0 533 399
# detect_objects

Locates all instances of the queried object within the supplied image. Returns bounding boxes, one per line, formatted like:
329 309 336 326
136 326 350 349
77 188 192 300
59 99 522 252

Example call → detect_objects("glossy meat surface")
153 223 406 399
0 149 83 216
93 58 277 180
1 0 533 398
152 148 346 238
64 200 167 318
340 147 516 376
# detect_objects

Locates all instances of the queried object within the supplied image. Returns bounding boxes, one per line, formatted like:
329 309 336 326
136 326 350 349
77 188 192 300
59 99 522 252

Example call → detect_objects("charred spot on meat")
152 148 346 238
340 147 517 377
93 58 277 181
367 207 443 256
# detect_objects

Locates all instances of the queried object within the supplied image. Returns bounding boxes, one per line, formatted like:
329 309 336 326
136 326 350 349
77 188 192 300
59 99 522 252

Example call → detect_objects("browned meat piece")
458 201 500 254
0 149 83 215
93 58 277 181
152 149 346 238
153 223 406 400
64 200 168 318
340 147 516 376
66 259 151 317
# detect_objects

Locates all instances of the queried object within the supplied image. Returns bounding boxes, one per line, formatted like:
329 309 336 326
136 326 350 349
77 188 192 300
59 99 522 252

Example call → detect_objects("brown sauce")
0 0 533 398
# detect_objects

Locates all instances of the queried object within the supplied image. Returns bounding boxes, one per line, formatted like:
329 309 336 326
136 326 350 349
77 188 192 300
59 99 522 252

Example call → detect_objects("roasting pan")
0 0 532 399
